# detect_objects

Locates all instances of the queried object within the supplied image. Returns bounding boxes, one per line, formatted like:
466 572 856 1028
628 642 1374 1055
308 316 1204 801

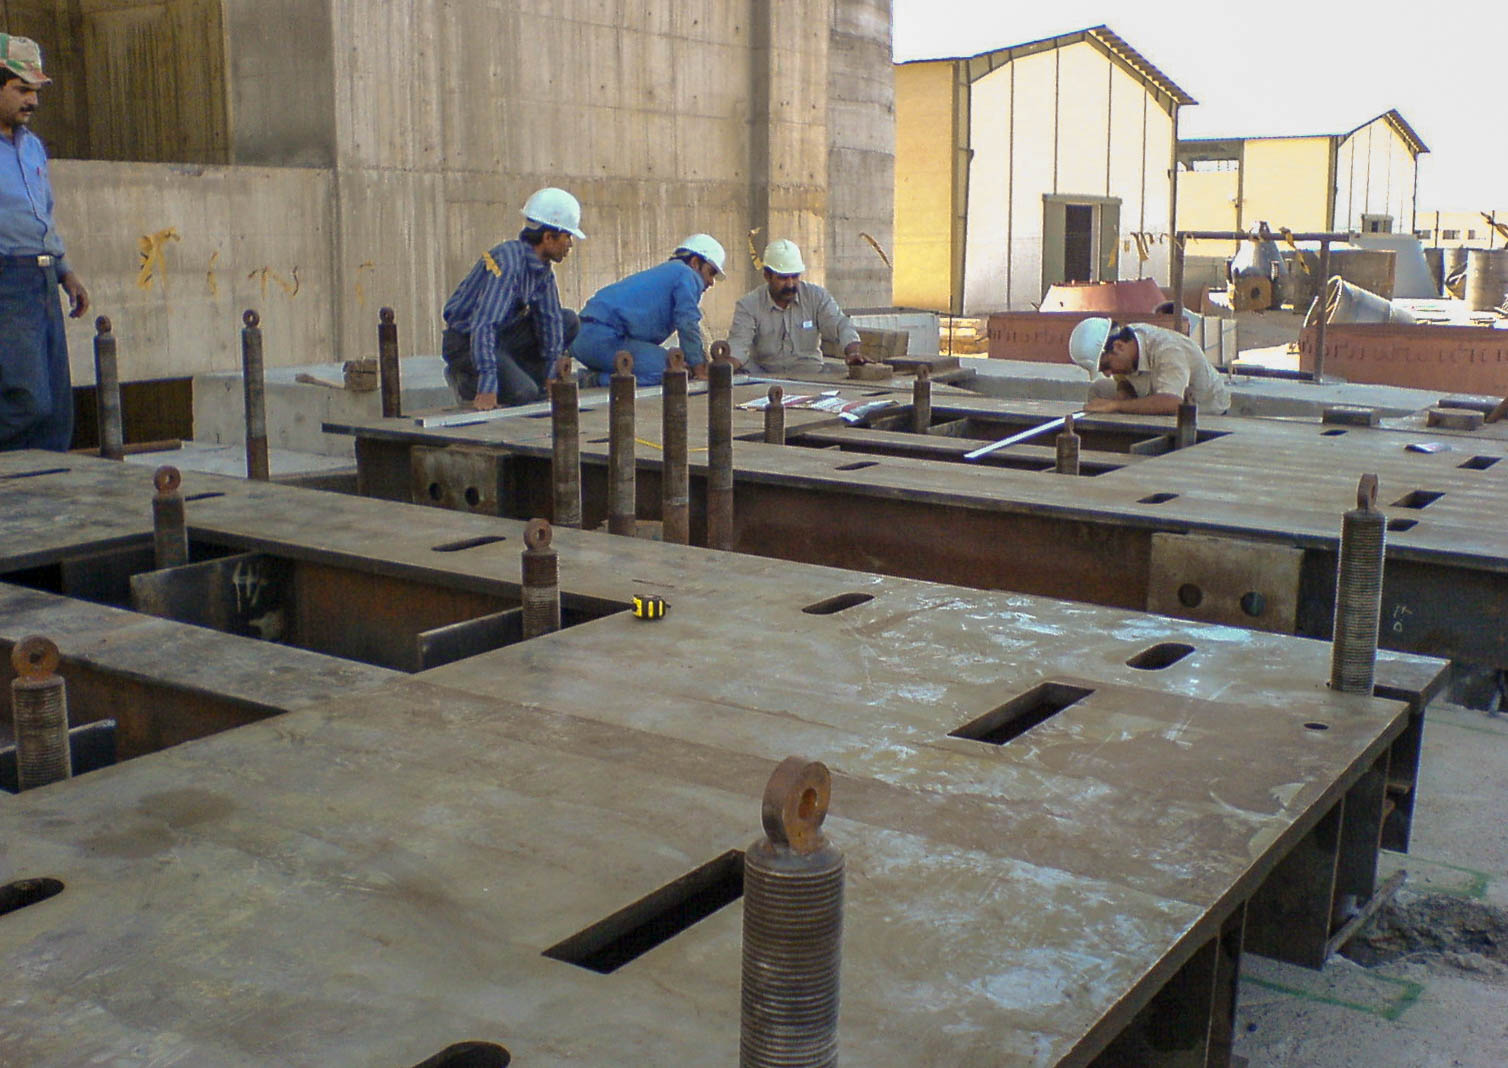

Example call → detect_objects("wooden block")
848 362 893 381
342 358 380 392
1425 407 1484 431
858 328 909 360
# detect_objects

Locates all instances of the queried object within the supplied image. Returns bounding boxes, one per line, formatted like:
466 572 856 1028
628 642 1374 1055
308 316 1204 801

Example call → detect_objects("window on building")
1442 229 1461 241
1414 230 1432 240
1189 159 1239 173
1467 229 1478 240
1362 214 1394 234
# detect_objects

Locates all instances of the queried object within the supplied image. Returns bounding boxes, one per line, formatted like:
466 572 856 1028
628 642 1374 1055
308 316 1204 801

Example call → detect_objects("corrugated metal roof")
896 24 1197 108
1179 110 1429 156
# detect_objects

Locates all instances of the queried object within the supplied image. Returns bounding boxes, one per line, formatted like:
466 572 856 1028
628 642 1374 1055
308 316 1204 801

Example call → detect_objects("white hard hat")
521 187 586 239
762 238 806 275
1067 317 1113 375
675 233 726 278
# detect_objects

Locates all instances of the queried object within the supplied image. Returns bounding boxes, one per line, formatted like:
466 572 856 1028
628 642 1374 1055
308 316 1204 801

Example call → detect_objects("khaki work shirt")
727 281 861 374
1111 323 1230 412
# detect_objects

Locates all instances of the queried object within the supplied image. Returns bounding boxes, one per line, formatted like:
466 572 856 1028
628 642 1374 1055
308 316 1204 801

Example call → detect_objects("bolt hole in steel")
1138 492 1179 504
409 1041 511 1068
1304 722 1331 731
1387 518 1418 531
1125 642 1194 670
798 787 819 821
1459 455 1499 470
835 460 878 471
0 877 64 916
427 481 443 501
1177 583 1203 608
1240 591 1266 617
464 487 481 507
1321 429 1348 436
431 535 507 553
802 592 874 615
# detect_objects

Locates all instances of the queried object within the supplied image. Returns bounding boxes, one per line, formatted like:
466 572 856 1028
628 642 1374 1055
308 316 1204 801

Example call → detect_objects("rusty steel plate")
1147 532 1304 634
410 444 509 515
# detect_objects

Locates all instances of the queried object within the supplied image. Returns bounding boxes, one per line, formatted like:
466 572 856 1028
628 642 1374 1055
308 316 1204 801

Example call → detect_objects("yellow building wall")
1241 137 1333 231
1178 170 1240 259
893 61 956 310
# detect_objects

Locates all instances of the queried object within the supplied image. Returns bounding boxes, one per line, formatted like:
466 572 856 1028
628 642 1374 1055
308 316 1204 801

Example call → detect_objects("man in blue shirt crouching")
570 234 725 387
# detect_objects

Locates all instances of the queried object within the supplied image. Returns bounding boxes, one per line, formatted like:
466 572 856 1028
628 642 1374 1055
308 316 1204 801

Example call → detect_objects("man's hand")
843 343 874 365
60 272 89 318
472 391 499 411
689 362 709 381
1084 396 1120 413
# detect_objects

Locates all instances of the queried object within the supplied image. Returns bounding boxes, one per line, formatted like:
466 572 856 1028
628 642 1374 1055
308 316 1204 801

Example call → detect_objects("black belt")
0 254 56 268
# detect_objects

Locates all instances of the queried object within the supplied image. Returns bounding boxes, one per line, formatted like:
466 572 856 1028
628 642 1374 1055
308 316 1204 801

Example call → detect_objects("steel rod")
92 316 124 461
550 358 582 528
661 350 690 544
378 307 402 418
706 352 734 551
241 310 270 481
608 351 637 537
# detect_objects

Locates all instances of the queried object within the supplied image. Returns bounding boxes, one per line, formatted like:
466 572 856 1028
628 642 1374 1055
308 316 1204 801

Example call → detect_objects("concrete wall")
1335 116 1417 235
55 161 335 387
892 61 955 311
36 0 895 390
826 0 894 306
956 40 1174 313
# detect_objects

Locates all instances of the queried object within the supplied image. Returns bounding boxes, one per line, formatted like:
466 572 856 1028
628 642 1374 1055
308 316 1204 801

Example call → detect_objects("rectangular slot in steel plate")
950 682 1093 746
543 850 744 974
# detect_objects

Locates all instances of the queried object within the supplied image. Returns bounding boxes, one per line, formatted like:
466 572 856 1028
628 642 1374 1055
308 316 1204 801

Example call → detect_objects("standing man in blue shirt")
570 234 725 386
0 35 88 452
442 187 584 410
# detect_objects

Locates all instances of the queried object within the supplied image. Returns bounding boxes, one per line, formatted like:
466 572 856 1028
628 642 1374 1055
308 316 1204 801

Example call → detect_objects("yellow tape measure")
632 594 668 621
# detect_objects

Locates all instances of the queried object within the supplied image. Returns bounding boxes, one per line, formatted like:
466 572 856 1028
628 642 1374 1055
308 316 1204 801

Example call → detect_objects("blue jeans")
0 261 71 451
442 309 579 406
570 320 677 387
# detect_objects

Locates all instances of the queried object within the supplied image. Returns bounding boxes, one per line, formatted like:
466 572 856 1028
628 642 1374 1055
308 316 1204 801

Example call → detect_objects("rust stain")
136 228 181 291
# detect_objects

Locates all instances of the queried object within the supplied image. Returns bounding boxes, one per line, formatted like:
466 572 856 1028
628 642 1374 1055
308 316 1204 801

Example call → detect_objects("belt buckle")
36 255 53 268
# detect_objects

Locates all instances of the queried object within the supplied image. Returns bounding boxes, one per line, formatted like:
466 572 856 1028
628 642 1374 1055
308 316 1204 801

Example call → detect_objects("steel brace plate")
1147 532 1304 634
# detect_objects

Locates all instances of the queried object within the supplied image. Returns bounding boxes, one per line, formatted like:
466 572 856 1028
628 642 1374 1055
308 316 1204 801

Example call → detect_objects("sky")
892 0 1506 212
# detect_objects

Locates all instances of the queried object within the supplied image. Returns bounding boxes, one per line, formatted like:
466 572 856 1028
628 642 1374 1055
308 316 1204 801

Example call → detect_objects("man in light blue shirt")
0 35 88 451
570 234 725 386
